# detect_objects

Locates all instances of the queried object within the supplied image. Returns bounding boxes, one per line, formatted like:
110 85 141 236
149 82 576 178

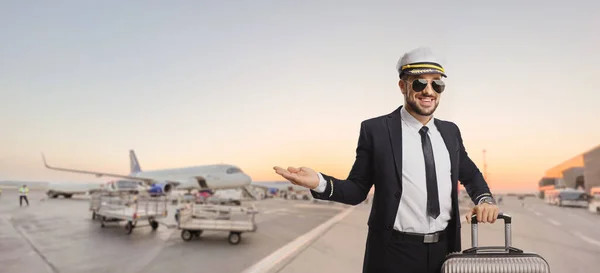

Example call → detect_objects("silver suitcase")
441 213 550 273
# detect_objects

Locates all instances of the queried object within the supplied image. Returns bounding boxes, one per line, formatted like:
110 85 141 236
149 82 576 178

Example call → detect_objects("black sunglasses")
409 79 445 93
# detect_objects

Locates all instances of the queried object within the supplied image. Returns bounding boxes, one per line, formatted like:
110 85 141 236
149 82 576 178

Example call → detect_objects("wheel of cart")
181 230 193 241
180 229 203 241
228 232 242 245
149 218 159 231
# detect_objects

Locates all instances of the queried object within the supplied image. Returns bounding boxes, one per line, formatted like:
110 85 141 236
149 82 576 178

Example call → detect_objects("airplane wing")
41 153 181 187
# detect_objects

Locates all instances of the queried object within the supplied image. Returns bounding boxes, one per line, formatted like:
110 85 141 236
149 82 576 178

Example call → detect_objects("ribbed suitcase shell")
441 213 550 273
441 253 550 273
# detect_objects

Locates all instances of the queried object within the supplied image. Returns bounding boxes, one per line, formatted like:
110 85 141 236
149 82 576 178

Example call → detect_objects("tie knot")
419 126 429 136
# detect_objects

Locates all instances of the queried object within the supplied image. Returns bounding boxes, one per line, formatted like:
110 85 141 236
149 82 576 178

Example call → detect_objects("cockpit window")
226 167 242 174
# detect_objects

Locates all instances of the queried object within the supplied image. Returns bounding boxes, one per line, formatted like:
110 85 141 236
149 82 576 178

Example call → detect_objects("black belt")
392 229 446 244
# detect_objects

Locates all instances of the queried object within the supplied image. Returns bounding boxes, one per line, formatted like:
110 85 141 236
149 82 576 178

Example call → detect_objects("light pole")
483 149 488 182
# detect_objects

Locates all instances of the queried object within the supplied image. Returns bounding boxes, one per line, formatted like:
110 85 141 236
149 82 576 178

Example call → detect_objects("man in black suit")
273 46 500 273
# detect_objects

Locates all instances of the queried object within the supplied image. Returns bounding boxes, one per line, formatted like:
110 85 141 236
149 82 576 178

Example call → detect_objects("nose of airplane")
242 173 252 184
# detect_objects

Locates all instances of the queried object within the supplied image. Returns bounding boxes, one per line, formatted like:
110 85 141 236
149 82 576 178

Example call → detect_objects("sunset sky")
1 1 599 193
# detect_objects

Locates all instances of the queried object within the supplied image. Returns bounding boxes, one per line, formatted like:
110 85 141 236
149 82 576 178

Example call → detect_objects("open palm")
273 166 319 189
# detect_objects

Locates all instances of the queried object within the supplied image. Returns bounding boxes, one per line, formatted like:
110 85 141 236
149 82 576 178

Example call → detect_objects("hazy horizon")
2 1 599 193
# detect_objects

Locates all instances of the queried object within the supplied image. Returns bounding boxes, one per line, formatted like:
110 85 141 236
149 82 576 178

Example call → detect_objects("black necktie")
419 126 440 219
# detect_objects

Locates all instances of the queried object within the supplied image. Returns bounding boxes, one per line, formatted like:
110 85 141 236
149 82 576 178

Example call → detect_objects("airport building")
538 144 600 198
584 145 600 192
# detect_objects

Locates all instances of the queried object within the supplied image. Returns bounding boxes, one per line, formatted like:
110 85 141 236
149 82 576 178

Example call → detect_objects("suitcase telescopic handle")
470 212 512 249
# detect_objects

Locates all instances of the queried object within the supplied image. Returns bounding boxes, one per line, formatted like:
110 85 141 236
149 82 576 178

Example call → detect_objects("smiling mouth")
418 97 435 104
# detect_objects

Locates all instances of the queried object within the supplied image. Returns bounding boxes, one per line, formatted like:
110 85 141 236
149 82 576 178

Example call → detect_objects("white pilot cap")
396 46 447 78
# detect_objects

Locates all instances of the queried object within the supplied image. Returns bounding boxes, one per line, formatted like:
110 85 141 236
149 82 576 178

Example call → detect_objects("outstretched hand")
273 166 320 190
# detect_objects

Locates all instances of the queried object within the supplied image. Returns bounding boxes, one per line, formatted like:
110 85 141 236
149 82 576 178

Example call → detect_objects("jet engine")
148 182 173 195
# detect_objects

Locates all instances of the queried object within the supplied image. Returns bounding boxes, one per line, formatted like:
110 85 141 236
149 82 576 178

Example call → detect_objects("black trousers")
383 231 448 273
20 196 29 206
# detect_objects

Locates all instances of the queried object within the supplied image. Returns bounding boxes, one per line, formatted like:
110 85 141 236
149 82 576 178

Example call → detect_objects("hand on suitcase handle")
471 212 511 225
465 202 501 224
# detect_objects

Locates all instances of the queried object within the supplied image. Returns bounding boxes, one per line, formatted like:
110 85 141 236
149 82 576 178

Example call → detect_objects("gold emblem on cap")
401 64 445 73
407 68 439 74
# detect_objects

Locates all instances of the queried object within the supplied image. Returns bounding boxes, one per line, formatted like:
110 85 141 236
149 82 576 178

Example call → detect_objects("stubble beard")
405 93 439 116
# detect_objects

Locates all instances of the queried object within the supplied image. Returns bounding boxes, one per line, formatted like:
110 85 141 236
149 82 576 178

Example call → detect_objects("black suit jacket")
310 106 492 272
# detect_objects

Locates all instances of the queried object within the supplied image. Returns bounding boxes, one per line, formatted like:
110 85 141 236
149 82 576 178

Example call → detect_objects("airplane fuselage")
132 164 252 190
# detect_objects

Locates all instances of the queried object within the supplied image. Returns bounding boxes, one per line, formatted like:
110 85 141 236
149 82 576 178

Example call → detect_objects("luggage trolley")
89 191 168 234
176 203 258 245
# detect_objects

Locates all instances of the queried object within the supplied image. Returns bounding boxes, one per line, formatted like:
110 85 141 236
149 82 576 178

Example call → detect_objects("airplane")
41 150 253 196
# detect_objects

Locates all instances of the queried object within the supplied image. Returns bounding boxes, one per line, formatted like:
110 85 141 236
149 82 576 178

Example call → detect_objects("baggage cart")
441 213 550 272
89 191 168 234
176 203 258 245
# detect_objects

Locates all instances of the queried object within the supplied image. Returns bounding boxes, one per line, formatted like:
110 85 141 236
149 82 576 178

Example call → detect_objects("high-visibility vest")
19 187 29 196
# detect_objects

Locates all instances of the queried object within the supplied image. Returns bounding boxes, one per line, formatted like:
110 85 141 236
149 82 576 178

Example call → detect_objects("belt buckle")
423 233 438 243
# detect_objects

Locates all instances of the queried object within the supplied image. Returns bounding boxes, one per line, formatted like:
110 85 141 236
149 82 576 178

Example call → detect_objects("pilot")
273 46 500 273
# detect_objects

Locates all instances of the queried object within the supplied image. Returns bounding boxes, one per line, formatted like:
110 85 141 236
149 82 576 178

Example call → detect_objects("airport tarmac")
3 190 599 273
0 190 347 273
276 195 600 272
466 195 600 273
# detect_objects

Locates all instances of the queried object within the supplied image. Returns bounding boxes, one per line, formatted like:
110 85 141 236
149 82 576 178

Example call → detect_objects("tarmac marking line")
572 231 600 248
10 220 59 273
547 219 561 226
241 205 355 273
263 208 290 215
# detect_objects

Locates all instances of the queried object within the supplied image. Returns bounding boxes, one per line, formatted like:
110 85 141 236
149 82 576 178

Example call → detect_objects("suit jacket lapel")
386 106 404 188
434 119 459 185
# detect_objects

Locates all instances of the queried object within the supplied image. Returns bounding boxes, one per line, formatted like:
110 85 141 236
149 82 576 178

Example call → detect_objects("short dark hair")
400 74 416 81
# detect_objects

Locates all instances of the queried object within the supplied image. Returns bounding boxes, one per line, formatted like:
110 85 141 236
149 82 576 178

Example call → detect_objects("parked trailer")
177 203 258 244
89 191 168 234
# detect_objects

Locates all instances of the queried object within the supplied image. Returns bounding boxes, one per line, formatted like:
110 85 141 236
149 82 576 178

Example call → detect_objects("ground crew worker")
19 184 29 207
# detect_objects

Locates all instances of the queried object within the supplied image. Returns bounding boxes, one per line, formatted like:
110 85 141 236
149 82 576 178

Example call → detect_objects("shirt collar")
400 106 435 132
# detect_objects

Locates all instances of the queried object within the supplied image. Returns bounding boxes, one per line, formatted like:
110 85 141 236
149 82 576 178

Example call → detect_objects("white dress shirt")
314 106 453 234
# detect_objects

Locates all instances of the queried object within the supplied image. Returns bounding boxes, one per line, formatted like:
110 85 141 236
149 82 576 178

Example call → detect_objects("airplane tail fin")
129 150 142 174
